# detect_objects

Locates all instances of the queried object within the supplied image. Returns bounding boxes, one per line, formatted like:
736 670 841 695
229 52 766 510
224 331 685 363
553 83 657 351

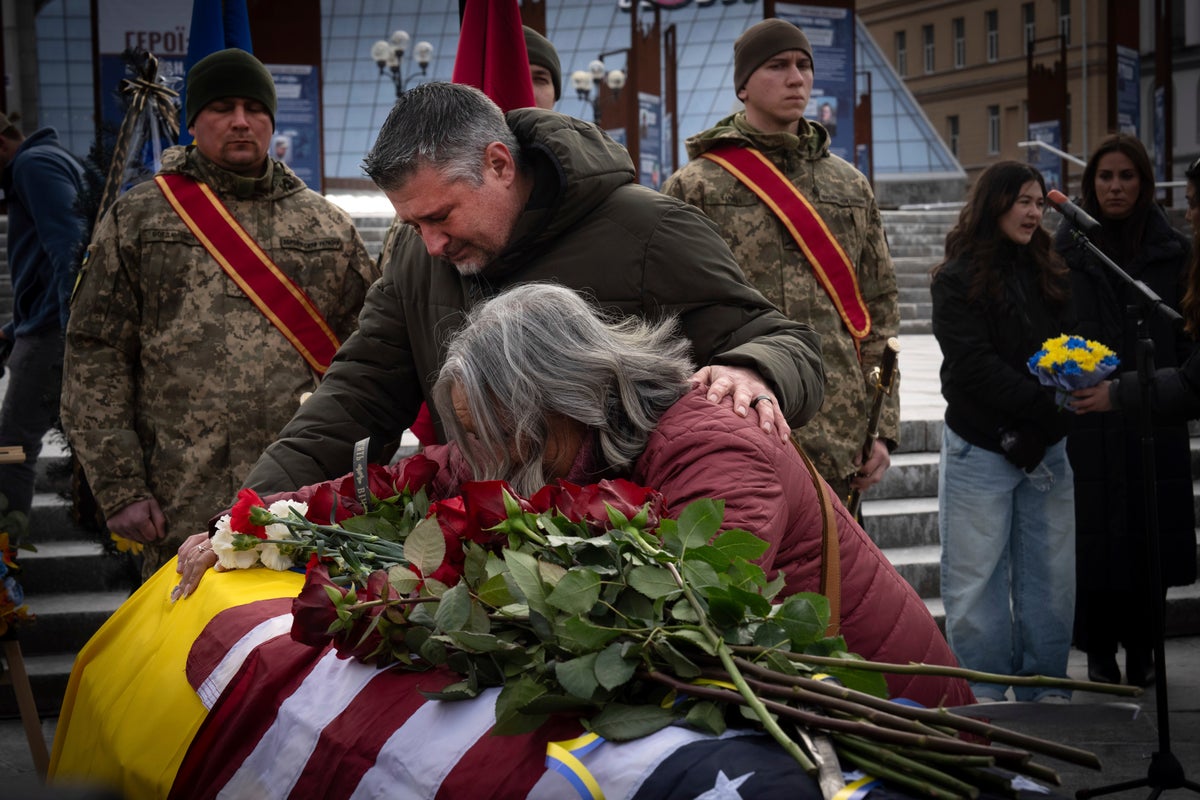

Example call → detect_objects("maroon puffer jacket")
633 387 974 709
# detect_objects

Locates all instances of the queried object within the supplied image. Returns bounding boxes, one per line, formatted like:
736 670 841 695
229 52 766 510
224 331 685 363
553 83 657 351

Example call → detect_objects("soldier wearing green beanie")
63 47 379 582
523 26 560 110
186 47 278 128
664 17 900 510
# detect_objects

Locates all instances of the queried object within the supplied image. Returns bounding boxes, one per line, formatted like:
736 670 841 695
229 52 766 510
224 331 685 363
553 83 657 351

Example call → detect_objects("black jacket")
931 246 1075 455
1055 205 1197 591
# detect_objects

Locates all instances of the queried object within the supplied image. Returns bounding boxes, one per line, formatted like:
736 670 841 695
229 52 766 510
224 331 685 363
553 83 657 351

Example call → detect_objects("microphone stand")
1065 225 1200 800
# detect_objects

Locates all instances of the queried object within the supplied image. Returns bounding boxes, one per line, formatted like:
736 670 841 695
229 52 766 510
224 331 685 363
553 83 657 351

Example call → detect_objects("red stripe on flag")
436 714 585 800
170 636 329 800
452 0 536 112
185 596 293 691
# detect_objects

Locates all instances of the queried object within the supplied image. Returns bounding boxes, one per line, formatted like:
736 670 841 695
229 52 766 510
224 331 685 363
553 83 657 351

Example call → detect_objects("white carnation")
211 514 262 570
259 500 309 571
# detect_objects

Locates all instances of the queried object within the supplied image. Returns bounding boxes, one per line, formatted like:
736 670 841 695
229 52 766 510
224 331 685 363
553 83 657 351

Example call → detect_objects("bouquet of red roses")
217 459 1112 794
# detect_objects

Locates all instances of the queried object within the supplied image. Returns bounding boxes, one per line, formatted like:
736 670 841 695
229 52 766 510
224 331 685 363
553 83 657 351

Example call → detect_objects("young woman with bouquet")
1058 135 1197 686
931 161 1077 703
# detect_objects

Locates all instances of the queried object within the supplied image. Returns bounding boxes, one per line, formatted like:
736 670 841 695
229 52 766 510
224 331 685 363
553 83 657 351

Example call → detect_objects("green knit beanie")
734 19 814 94
523 26 561 101
186 48 277 127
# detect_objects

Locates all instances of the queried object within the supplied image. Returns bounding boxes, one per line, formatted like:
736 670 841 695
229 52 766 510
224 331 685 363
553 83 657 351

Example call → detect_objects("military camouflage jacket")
61 146 379 544
662 112 900 494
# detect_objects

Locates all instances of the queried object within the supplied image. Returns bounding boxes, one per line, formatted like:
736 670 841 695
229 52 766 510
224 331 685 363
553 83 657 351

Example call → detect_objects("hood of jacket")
682 111 830 164
157 144 309 202
481 109 636 281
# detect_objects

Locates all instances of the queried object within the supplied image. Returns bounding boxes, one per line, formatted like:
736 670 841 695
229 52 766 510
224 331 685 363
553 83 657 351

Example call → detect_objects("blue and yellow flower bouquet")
1027 334 1120 407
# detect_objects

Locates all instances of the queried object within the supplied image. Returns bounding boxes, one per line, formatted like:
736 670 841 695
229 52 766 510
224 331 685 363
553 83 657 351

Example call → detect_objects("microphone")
1046 189 1102 235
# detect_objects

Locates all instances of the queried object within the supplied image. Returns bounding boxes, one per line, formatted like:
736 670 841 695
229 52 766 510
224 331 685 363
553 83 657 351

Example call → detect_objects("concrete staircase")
884 206 960 336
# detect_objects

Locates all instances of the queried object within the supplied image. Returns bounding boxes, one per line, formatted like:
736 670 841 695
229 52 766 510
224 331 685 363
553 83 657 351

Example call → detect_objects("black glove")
999 424 1048 472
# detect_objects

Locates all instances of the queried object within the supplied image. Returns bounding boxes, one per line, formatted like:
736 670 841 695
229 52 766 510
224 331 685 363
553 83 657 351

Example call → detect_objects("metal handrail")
1017 139 1088 168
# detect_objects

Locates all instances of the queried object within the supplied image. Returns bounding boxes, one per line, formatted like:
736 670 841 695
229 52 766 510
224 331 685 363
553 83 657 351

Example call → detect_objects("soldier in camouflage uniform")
662 19 900 504
60 49 379 579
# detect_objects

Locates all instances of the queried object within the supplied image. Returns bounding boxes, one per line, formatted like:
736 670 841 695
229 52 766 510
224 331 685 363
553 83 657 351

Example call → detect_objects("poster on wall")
1027 120 1063 192
638 92 664 189
775 2 855 163
1115 45 1140 137
268 64 322 192
95 0 191 133
94 0 323 192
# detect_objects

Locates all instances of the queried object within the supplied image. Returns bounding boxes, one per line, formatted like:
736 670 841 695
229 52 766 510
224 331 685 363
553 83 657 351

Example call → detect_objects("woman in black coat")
1057 134 1196 687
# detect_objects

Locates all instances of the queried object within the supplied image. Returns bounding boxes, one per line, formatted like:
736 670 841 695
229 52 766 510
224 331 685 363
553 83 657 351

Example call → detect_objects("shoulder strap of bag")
791 439 842 637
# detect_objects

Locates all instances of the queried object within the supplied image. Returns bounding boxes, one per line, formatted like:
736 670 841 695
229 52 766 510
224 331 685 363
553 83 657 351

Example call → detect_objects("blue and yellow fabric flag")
179 0 254 144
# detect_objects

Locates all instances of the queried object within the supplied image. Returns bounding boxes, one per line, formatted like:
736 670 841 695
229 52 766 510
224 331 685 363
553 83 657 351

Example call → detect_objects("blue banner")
269 64 323 193
1115 45 1140 137
1027 120 1063 192
777 2 855 163
638 92 664 189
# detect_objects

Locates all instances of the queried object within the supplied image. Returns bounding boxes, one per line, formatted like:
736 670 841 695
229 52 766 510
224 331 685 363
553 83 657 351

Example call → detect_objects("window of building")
986 10 999 63
988 105 1000 153
948 115 960 157
1022 3 1035 52
953 18 965 68
1059 0 1071 45
923 24 935 74
895 30 907 76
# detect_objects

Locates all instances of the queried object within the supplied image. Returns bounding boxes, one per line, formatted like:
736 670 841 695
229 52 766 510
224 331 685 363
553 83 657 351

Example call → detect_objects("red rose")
291 563 344 648
230 488 268 539
333 569 397 663
531 479 664 530
304 484 358 525
365 464 398 501
460 480 534 545
396 453 439 493
427 497 469 586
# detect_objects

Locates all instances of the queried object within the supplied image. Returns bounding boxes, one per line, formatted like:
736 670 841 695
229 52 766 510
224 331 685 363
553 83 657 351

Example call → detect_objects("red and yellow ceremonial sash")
701 145 871 340
155 173 340 375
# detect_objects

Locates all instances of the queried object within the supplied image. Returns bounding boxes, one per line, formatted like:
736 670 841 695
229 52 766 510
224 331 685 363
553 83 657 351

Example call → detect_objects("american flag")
168 597 838 800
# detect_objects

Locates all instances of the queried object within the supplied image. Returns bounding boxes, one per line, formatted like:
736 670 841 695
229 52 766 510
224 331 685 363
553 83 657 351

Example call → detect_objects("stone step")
27 492 99 543
898 286 931 304
862 495 937 550
0 652 75 718
899 318 933 335
18 540 139 595
16 590 129 657
889 243 946 258
921 580 1200 638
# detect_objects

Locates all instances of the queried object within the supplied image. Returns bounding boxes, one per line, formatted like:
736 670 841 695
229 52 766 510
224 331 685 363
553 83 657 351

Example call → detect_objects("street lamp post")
569 51 627 124
370 30 434 99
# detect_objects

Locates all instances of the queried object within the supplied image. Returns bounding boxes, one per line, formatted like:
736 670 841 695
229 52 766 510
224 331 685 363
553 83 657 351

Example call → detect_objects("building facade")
860 0 1200 202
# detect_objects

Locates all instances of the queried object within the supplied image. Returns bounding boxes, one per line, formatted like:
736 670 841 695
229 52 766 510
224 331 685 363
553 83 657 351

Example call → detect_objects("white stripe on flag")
349 687 502 800
196 613 294 708
217 649 384 800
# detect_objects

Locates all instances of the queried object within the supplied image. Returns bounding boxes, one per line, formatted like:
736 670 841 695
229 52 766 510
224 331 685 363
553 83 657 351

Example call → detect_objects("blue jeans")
0 329 65 518
939 423 1075 701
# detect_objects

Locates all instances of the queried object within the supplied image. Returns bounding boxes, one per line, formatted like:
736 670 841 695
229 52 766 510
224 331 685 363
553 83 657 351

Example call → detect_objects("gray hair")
362 82 522 191
432 283 694 495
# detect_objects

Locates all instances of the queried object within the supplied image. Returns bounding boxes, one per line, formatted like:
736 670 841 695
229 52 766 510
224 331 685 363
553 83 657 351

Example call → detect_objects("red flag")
452 0 536 111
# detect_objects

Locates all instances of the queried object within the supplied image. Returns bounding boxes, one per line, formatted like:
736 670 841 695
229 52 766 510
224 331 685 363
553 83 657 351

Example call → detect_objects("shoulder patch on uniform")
71 244 96 303
279 236 342 252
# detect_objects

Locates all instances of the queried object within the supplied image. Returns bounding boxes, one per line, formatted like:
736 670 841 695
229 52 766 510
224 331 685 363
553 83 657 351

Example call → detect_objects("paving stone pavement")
3 336 1199 797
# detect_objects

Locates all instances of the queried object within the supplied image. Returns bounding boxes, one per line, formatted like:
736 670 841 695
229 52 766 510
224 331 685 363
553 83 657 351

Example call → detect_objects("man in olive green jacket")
663 19 900 503
61 50 378 578
240 82 825 496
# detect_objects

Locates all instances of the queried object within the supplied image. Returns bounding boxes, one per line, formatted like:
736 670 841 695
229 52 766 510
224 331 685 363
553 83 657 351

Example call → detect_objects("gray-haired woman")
181 283 973 707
